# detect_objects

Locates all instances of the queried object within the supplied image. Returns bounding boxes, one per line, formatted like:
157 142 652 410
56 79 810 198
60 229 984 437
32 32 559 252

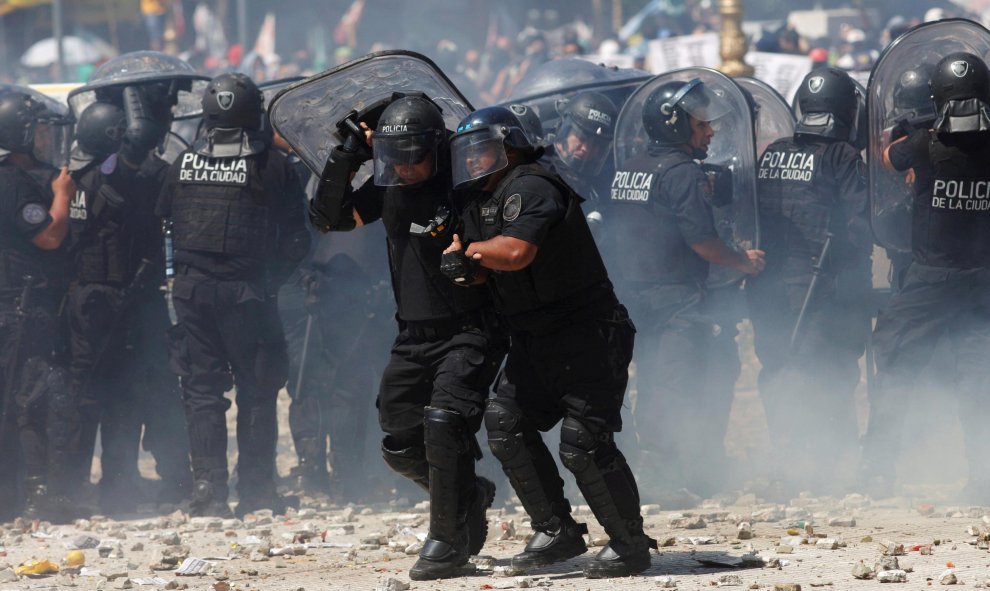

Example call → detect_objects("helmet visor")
679 83 733 122
32 120 72 167
555 119 612 175
373 132 440 186
450 128 509 190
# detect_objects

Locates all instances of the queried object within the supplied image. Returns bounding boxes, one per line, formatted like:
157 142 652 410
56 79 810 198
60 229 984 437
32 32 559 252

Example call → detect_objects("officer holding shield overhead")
307 93 503 581
157 72 311 518
861 52 990 502
746 68 873 496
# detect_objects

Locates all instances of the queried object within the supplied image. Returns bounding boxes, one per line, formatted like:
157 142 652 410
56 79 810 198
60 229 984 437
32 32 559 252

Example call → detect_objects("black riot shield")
867 19 990 254
0 84 73 167
499 58 652 137
734 77 795 157
614 67 759 288
67 51 209 121
268 51 474 176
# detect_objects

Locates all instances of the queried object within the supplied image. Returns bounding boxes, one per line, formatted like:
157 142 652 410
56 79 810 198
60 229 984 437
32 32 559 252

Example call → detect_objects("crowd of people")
2 1 990 582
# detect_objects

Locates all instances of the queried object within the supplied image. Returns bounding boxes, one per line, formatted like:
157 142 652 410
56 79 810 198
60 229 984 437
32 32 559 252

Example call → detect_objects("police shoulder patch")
503 193 522 222
21 203 47 225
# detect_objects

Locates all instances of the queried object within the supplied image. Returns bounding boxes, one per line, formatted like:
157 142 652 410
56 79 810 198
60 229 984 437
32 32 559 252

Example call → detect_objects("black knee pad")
485 398 529 463
559 416 612 476
381 437 429 489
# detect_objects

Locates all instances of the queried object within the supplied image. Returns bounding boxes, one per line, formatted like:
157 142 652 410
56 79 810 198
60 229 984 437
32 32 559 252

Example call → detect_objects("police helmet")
75 102 127 160
893 63 936 119
508 103 545 147
793 67 859 141
0 92 42 156
930 52 990 134
373 95 446 187
202 72 264 130
554 91 617 175
450 106 535 190
643 79 731 147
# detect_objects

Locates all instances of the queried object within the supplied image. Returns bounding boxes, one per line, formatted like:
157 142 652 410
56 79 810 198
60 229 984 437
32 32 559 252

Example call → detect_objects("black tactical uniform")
278 163 393 500
66 95 193 513
308 95 503 581
445 106 654 579
608 79 753 501
746 68 872 495
862 53 990 501
0 91 73 521
157 73 310 518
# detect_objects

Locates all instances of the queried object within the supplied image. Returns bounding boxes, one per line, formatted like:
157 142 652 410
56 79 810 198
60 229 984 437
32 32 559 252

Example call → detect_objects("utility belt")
402 309 491 341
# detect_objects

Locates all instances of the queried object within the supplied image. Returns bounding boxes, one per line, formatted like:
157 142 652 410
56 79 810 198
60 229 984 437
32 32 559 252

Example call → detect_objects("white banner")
748 52 813 103
646 32 721 73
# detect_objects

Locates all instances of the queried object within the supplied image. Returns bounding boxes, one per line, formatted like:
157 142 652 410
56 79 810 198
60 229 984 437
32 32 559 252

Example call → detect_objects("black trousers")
167 274 288 498
747 257 871 491
863 263 990 481
67 282 190 502
279 269 391 487
377 323 504 448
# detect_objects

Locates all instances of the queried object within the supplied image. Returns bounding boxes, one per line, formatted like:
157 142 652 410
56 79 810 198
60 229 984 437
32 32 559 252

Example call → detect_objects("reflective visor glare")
681 85 733 122
451 132 508 188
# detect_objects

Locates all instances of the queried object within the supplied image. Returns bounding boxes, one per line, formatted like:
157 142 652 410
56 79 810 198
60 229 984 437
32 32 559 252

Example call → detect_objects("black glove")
336 111 373 162
440 250 480 284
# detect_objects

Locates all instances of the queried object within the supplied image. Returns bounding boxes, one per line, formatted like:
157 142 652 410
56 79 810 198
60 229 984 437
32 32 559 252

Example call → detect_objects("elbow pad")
309 147 361 232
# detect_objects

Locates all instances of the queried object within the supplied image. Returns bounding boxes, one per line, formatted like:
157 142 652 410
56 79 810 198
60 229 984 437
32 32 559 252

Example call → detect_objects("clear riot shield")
614 67 758 288
268 51 474 176
67 51 210 121
500 58 652 135
867 18 990 254
734 77 795 157
0 84 73 167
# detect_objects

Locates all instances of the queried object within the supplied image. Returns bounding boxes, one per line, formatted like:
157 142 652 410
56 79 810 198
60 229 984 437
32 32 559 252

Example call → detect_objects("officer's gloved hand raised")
441 234 482 285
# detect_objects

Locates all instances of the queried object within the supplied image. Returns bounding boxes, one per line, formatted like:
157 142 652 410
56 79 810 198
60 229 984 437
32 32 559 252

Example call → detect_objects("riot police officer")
608 79 765 501
157 73 311 517
66 88 194 514
442 106 655 579
544 91 618 203
746 68 873 496
0 90 76 520
308 94 503 580
862 52 990 501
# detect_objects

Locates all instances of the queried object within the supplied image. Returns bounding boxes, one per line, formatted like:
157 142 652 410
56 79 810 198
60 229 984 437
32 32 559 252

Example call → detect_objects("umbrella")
20 35 116 67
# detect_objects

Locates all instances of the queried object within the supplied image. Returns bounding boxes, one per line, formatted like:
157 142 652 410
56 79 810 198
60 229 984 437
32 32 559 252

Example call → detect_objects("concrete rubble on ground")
1 491 990 589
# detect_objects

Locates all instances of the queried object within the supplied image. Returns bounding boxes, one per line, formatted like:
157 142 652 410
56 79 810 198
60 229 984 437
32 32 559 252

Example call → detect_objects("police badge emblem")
21 203 47 225
808 76 825 93
217 91 235 111
951 60 970 78
503 194 522 221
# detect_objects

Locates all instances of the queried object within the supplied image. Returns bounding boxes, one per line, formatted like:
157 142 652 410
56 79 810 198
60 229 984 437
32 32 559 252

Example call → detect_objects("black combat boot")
21 477 48 520
511 512 589 570
558 418 656 578
188 469 233 518
467 476 496 556
293 437 331 496
409 408 481 581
